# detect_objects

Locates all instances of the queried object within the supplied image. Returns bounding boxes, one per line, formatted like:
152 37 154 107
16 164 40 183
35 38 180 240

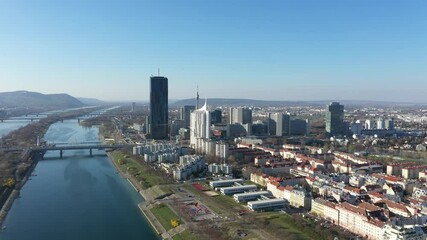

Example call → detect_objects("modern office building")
290 119 308 135
150 76 168 139
365 119 372 130
190 101 211 151
377 118 385 130
229 107 252 125
268 113 291 136
210 109 222 124
131 102 136 112
385 118 395 130
351 121 363 135
325 102 344 135
179 105 195 128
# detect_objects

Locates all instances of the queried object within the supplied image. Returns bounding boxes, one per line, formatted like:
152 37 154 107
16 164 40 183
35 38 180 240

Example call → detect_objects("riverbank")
0 152 39 226
105 150 168 238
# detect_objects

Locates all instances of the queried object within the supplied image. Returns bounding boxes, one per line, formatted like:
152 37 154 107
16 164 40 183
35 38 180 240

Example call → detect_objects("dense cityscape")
1 75 427 239
1 1 427 240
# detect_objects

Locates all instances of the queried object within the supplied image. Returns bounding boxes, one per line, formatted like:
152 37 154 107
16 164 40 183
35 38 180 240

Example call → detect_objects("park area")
111 151 169 189
150 203 180 231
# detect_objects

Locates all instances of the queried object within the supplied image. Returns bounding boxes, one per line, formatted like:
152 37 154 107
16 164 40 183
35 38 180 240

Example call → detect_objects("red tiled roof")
368 191 383 198
380 199 410 215
383 175 403 182
359 202 382 212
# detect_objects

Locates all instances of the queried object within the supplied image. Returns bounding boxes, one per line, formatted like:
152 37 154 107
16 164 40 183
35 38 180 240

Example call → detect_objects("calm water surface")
0 119 158 240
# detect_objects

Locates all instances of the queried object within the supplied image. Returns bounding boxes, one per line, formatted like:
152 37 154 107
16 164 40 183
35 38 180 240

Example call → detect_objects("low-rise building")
233 191 272 203
247 198 287 211
289 187 312 210
402 165 427 179
383 224 424 240
220 185 257 195
210 178 244 188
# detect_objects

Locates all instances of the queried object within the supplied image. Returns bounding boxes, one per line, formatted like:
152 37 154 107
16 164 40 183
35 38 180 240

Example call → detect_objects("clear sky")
0 0 426 102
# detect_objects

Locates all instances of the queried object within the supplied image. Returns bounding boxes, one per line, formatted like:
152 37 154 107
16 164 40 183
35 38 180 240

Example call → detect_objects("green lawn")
150 204 180 231
172 230 198 240
111 151 167 189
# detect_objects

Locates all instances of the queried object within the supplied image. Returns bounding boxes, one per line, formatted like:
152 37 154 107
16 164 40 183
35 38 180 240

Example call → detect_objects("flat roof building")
247 198 287 211
209 178 244 188
233 191 272 203
220 185 257 195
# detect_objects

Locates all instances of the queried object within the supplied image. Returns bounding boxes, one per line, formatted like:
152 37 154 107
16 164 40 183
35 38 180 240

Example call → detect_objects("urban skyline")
1 0 426 102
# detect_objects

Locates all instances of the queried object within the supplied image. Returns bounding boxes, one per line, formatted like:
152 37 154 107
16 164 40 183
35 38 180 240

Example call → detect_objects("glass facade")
150 76 168 139
325 102 344 135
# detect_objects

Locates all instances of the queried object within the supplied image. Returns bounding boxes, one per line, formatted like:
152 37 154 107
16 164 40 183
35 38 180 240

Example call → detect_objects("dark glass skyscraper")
210 109 222 124
150 76 168 139
325 102 344 135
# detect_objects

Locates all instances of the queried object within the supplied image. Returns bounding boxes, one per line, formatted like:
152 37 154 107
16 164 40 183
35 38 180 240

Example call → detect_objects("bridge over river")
1 142 134 158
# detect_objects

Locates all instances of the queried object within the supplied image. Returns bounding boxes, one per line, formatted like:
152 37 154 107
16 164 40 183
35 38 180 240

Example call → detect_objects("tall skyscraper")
385 118 395 130
179 105 195 128
131 102 136 112
190 101 211 151
325 102 344 135
229 107 252 125
365 119 372 130
150 76 168 139
377 118 385 130
269 113 290 136
210 109 222 124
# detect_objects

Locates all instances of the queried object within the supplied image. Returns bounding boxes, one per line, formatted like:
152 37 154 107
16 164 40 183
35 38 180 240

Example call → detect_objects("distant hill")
0 91 85 108
172 98 423 108
172 98 319 107
77 97 106 106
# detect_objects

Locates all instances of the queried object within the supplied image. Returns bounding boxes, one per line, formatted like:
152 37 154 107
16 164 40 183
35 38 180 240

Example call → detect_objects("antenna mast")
158 68 160 76
196 84 200 109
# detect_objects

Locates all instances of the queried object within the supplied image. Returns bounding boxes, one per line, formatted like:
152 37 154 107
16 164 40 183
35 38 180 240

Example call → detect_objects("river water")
0 120 35 138
0 119 158 240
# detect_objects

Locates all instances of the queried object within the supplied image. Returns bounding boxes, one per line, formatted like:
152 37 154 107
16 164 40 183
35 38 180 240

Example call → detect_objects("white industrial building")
233 191 272 203
220 185 257 195
209 178 244 188
247 198 287 211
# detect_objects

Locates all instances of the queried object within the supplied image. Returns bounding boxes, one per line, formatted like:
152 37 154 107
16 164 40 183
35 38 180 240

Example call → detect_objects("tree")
3 177 15 188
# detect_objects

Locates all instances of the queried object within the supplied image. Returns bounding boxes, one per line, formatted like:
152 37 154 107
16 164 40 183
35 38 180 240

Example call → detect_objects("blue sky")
0 0 426 102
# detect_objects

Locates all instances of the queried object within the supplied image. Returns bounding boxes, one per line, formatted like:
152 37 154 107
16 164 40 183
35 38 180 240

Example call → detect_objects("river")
0 119 158 240
0 119 37 139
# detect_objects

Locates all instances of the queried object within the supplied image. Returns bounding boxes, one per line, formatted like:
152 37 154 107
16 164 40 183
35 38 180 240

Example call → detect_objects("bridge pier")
60 150 63 158
89 149 93 157
78 119 81 123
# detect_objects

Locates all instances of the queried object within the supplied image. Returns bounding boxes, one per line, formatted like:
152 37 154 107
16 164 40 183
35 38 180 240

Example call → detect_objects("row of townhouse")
313 198 427 239
266 180 312 210
311 200 389 239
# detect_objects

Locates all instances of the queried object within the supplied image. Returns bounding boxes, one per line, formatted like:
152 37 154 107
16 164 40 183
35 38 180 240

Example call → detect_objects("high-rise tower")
150 76 168 139
179 105 195 128
190 100 211 151
196 84 200 109
325 102 344 135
